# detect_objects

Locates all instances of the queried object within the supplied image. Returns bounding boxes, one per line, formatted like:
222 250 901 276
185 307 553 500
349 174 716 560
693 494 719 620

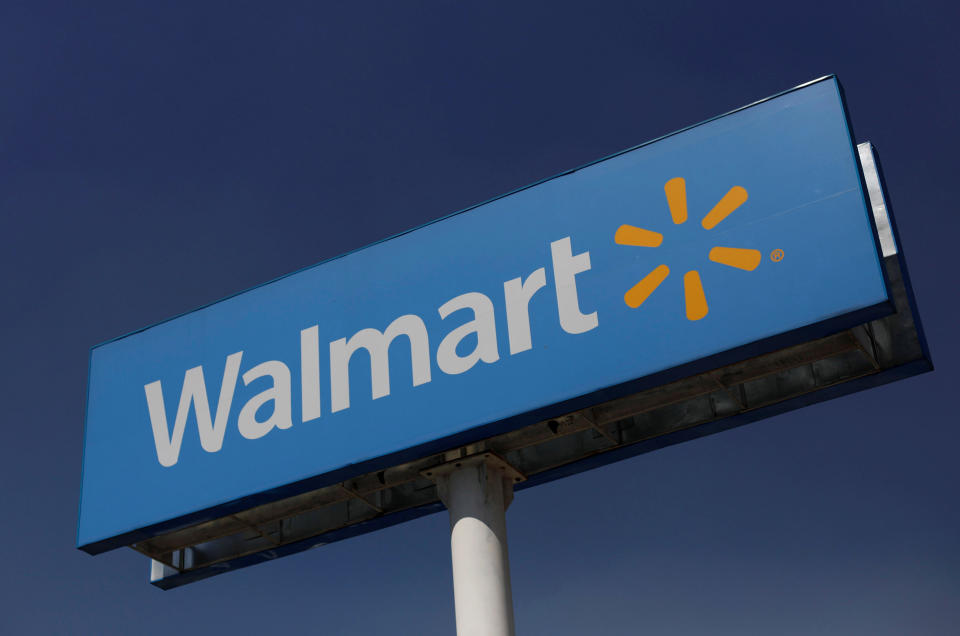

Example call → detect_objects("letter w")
144 352 243 467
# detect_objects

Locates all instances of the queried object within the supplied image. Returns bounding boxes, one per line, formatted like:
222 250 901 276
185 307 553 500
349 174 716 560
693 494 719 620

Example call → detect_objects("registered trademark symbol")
770 248 785 262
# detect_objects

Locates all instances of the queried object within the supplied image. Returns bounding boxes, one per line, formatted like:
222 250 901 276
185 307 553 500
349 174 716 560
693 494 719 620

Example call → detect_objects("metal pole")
435 455 517 636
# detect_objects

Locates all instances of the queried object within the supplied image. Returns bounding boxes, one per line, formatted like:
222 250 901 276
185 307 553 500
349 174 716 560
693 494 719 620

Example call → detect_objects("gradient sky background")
2 2 957 634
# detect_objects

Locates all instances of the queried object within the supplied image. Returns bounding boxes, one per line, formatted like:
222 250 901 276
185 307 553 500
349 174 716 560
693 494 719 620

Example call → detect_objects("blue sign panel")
79 77 889 551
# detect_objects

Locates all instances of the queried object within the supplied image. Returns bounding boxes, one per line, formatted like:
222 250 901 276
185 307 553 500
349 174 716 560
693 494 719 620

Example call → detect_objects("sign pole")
432 453 520 636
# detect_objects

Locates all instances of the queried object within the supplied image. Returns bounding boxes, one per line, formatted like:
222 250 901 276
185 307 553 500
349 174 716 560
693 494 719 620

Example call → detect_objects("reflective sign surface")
79 77 889 551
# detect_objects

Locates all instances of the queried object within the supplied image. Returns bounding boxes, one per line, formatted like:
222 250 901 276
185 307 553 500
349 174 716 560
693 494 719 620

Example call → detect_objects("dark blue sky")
2 2 957 634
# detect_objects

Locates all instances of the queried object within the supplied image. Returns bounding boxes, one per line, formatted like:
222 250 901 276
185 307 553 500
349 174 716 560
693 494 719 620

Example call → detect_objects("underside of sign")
141 142 930 588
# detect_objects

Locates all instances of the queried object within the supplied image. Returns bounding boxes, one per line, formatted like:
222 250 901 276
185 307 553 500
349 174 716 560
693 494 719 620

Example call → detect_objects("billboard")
79 77 924 582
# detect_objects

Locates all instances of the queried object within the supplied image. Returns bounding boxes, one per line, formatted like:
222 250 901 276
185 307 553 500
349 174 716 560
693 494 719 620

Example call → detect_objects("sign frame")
78 77 931 587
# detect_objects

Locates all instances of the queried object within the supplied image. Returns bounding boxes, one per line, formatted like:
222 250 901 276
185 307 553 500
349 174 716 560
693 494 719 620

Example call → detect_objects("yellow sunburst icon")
615 177 763 321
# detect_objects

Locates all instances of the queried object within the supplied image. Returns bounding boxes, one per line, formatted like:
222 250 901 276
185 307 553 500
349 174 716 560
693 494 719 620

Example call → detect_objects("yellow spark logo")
615 177 764 321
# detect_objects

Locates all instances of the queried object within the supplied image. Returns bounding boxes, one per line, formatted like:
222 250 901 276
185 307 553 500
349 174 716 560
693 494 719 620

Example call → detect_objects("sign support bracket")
423 453 525 636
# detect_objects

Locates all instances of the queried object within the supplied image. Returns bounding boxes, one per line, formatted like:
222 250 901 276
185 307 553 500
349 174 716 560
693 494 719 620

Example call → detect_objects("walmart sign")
78 77 889 551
